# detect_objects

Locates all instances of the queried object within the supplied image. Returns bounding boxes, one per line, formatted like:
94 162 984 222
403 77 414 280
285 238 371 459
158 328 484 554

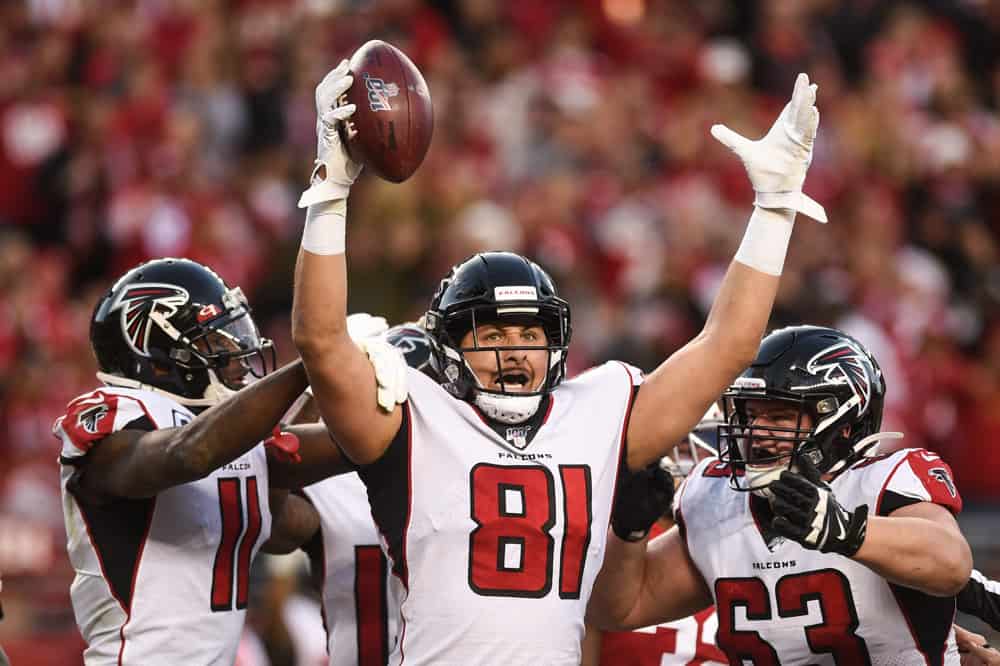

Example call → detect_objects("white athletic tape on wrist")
301 199 346 255
734 206 795 276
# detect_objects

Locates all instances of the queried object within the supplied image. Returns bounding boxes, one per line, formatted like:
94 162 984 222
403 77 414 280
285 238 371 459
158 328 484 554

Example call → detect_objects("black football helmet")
719 325 886 491
90 258 274 405
424 252 571 421
385 323 440 381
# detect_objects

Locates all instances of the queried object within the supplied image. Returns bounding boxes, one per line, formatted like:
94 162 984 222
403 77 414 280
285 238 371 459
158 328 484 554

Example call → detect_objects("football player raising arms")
292 63 827 664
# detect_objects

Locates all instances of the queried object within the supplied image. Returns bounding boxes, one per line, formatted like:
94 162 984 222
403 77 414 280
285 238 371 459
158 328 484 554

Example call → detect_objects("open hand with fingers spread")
711 72 827 223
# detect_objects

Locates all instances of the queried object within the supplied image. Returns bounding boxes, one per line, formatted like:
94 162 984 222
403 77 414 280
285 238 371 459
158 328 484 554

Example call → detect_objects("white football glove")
358 337 408 412
298 59 363 208
345 313 406 412
346 312 389 341
711 73 827 223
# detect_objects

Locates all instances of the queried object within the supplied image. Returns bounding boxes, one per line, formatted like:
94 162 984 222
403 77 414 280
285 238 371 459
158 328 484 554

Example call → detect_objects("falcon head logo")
386 326 433 374
804 341 874 413
108 283 189 356
77 404 110 434
929 467 957 498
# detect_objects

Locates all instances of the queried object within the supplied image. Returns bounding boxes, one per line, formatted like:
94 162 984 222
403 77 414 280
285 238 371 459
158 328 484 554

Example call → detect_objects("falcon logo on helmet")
108 284 190 357
803 341 874 414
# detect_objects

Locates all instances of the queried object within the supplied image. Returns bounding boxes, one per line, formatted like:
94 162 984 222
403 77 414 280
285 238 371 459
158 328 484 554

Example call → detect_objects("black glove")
611 458 675 542
769 457 868 557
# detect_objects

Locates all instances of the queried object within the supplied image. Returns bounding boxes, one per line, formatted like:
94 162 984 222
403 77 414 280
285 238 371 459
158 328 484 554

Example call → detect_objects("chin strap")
825 431 904 477
473 391 542 424
96 371 231 408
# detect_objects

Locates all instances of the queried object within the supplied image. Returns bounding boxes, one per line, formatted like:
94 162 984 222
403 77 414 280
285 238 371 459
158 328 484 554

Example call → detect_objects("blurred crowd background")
1 0 999 662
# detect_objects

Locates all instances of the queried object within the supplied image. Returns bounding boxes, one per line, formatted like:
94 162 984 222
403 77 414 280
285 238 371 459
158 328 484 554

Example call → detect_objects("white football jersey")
55 386 272 665
303 473 401 666
676 447 963 666
359 362 641 665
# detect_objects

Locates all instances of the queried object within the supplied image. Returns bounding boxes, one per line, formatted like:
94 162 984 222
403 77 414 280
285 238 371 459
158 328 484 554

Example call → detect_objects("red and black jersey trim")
889 582 955 666
77 494 156 612
357 402 412 586
876 489 923 517
71 414 158 613
611 384 641 496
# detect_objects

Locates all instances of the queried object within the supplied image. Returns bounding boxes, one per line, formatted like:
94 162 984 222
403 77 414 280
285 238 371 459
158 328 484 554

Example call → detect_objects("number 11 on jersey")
211 476 262 612
468 464 592 598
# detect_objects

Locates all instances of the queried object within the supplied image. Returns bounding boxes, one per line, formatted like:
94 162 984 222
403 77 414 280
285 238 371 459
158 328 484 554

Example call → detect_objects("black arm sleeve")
957 570 1000 631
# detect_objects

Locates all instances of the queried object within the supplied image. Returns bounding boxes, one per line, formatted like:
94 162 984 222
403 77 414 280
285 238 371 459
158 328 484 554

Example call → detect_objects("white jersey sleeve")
865 447 962 516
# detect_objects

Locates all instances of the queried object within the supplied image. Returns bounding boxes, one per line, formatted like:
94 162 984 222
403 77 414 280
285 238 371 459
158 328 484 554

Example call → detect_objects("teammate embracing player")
588 325 975 664
55 258 359 665
264 323 435 665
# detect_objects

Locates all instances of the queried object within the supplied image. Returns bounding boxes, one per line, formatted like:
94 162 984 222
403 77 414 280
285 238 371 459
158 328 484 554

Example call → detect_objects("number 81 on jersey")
468 464 592 599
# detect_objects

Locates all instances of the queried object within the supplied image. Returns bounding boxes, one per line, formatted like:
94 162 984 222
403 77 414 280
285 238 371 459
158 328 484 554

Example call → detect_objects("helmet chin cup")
202 370 238 405
96 369 235 408
745 464 785 499
474 391 542 424
425 252 572 410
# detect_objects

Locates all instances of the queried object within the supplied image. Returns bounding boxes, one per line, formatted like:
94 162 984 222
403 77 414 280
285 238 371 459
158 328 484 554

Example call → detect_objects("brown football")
338 40 433 183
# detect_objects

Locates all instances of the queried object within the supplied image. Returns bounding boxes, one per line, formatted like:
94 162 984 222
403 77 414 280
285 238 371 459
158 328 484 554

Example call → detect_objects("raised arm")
587 527 713 631
75 360 309 499
291 62 403 465
626 73 825 471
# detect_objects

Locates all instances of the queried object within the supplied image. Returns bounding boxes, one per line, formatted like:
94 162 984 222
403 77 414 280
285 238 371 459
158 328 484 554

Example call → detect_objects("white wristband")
301 199 347 255
734 206 795 276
